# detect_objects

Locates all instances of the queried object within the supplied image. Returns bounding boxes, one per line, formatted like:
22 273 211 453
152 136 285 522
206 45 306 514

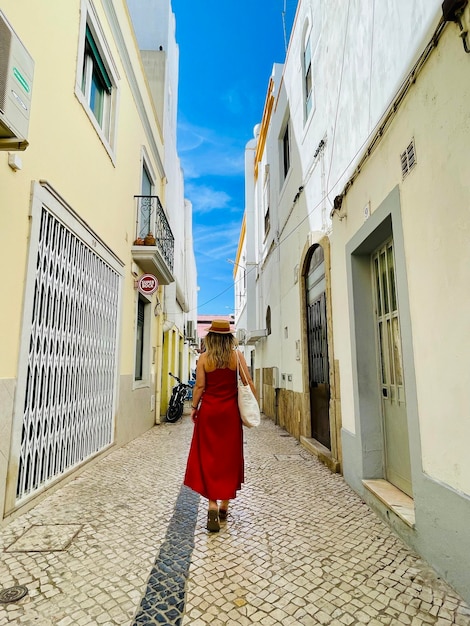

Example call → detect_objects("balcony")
132 195 174 285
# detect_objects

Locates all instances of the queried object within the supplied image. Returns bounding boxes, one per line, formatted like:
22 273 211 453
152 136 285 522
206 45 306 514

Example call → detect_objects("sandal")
207 509 220 532
218 508 228 521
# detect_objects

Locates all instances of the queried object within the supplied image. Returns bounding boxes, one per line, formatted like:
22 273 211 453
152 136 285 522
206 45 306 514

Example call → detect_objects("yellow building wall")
330 22 470 495
0 0 167 518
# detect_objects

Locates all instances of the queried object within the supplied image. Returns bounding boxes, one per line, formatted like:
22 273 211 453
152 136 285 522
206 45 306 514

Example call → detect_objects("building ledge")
131 246 174 285
300 436 340 473
246 329 268 344
363 479 415 528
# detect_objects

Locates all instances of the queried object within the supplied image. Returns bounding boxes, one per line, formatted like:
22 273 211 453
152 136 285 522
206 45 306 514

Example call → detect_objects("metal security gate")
306 245 331 449
14 200 121 503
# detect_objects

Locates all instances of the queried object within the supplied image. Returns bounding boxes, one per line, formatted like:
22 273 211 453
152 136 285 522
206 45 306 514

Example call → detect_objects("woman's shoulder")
228 350 239 370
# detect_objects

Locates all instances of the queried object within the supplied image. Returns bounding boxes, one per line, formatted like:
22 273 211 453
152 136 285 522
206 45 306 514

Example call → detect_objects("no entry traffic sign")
137 274 158 296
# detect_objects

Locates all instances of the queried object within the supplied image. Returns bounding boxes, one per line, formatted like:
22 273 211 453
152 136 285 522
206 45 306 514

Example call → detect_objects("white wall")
285 0 442 205
249 0 444 391
127 0 197 326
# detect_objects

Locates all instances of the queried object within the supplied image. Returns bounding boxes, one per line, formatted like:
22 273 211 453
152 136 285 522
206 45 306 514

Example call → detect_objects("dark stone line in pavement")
132 485 200 626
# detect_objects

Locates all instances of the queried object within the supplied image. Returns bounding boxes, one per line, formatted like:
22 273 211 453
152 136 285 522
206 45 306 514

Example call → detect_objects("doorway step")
301 436 340 473
363 479 415 527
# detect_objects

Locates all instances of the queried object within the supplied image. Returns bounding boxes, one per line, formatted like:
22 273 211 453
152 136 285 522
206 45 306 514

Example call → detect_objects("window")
135 298 145 381
303 32 313 119
81 26 112 135
76 5 117 150
82 26 112 129
139 162 154 238
134 296 150 383
282 121 290 180
266 306 272 336
263 165 270 237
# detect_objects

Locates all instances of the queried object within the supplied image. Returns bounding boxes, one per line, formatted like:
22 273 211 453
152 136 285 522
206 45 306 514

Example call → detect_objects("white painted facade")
127 0 198 392
241 0 470 603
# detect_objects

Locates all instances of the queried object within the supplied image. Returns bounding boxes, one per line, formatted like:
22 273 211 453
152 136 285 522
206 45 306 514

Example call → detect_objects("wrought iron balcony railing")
134 195 174 273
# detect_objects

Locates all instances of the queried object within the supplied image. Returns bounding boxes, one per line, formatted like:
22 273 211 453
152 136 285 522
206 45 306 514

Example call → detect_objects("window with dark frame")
139 163 153 238
81 24 113 139
266 306 272 335
135 298 145 381
282 122 290 180
263 165 271 237
304 32 313 119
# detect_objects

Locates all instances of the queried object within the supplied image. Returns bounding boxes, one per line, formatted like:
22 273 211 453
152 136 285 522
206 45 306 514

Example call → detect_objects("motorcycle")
185 378 196 400
165 373 192 423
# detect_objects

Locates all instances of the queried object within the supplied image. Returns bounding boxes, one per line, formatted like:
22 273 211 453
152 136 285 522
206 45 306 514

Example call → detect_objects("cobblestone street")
0 413 469 625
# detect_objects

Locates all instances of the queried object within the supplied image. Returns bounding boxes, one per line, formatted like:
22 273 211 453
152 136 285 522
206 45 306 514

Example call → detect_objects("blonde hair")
204 332 237 369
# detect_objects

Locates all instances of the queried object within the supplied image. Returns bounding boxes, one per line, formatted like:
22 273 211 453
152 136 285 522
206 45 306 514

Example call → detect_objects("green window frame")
81 25 113 135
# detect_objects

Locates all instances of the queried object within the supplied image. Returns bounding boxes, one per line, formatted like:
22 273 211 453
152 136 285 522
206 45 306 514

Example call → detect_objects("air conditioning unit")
186 320 195 340
236 328 246 344
0 11 34 151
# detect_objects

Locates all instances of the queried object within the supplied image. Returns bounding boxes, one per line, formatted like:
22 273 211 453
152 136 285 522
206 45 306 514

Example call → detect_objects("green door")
372 240 412 496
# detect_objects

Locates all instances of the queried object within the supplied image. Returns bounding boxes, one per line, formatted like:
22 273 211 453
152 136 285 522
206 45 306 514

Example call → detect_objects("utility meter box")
0 11 34 150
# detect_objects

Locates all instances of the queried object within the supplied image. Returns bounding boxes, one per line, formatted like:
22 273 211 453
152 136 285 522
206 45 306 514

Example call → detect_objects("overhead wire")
194 3 350 315
282 0 288 53
325 0 352 208
193 0 439 314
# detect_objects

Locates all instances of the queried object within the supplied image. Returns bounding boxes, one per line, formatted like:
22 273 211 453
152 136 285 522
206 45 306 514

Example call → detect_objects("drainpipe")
154 286 165 425
275 387 280 426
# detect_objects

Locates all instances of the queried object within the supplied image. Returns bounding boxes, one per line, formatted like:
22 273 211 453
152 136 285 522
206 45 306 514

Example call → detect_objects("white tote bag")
236 351 260 428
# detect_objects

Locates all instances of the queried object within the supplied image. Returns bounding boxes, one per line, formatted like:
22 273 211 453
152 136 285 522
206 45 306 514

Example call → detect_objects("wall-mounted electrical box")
0 11 34 151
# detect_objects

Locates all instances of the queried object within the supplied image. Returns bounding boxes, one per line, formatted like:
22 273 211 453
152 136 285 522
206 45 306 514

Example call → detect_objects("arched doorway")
305 245 330 448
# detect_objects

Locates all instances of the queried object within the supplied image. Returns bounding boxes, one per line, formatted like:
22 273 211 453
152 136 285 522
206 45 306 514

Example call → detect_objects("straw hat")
205 319 233 334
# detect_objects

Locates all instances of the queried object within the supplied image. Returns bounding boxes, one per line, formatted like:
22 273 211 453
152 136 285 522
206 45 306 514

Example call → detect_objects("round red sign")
137 273 158 295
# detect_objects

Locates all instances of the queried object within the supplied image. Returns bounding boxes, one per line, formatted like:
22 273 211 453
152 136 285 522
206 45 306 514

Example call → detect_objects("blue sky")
171 1 296 316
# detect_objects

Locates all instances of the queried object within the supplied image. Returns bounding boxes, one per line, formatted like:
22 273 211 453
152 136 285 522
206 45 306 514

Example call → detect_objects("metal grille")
400 139 416 179
307 292 329 384
306 246 329 385
16 207 120 501
135 195 174 272
372 239 404 404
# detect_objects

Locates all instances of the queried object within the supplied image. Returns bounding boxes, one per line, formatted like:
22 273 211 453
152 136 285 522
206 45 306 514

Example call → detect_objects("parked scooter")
185 378 196 400
166 373 192 423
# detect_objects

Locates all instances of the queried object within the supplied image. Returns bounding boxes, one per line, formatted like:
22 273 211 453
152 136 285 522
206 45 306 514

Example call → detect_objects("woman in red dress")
184 319 257 532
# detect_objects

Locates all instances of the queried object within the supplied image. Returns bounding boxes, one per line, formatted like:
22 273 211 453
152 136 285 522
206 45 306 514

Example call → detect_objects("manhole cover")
0 585 28 604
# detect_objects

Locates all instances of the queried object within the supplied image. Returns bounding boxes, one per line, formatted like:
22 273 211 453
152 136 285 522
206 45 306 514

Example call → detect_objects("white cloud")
185 183 231 214
194 222 242 264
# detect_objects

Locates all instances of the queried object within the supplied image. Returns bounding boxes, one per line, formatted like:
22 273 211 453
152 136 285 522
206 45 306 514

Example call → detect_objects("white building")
127 0 198 399
240 0 470 603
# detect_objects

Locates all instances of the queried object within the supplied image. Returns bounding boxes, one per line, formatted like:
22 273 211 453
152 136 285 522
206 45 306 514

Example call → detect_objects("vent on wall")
400 139 416 179
0 10 34 150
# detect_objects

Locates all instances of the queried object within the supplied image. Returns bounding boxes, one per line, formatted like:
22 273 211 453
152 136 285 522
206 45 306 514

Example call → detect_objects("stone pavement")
0 412 469 626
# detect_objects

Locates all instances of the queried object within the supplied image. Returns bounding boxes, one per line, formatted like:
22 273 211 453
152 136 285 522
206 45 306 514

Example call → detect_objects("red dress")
184 367 244 500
